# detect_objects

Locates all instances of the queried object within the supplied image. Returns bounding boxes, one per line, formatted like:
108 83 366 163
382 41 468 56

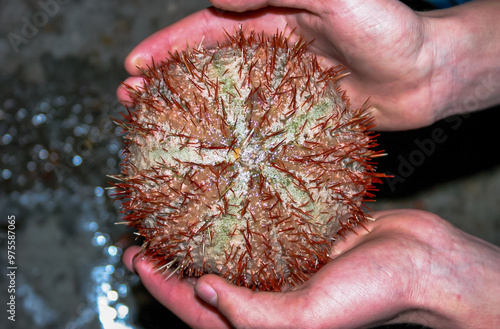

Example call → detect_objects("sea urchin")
113 29 386 291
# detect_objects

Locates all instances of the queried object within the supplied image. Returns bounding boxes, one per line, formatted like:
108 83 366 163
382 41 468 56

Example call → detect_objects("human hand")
117 0 500 131
123 209 500 329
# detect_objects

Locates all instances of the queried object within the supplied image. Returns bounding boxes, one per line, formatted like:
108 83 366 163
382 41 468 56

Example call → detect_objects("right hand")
117 0 451 131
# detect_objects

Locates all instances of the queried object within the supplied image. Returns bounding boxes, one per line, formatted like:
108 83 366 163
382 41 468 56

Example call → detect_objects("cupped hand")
117 0 455 131
123 209 500 329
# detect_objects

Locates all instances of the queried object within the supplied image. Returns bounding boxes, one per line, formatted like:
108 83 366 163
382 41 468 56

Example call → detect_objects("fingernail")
195 282 218 307
183 276 198 285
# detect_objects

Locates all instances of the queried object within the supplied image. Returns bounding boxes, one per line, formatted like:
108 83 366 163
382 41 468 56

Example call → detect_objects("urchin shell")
114 30 385 291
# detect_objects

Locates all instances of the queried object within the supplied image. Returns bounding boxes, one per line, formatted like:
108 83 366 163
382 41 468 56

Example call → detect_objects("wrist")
419 1 500 122
407 223 500 328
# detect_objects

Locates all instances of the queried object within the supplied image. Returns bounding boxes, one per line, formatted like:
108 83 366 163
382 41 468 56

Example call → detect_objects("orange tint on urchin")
113 29 386 291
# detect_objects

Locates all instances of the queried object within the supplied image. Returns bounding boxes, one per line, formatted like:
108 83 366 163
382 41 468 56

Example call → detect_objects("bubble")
2 134 12 145
113 200 122 209
54 95 67 107
107 291 118 302
39 101 50 112
39 149 49 160
49 152 59 162
94 186 104 197
104 265 115 274
117 284 127 296
114 126 125 136
84 113 94 124
16 108 28 121
107 158 116 168
7 126 17 137
107 245 118 256
63 115 78 128
74 126 84 136
94 235 106 246
74 125 90 137
43 163 53 172
3 99 16 110
101 283 111 293
32 114 47 125
63 143 73 153
17 175 27 187
20 193 29 205
33 144 43 153
88 127 102 143
107 142 119 154
116 304 129 319
92 232 108 246
27 161 37 171
71 104 82 114
72 155 82 166
83 221 98 232
2 169 12 179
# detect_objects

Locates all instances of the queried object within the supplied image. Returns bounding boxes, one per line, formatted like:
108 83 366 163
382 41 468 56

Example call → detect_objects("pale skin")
124 210 500 329
119 0 500 328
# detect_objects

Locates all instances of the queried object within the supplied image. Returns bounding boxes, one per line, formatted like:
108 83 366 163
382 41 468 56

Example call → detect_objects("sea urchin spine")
112 29 386 291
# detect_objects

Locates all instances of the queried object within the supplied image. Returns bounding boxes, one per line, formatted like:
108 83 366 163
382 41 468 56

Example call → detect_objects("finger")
116 76 146 106
124 7 293 75
124 246 231 328
195 274 307 329
332 209 441 256
330 209 421 257
330 220 374 257
208 0 269 12
209 0 320 13
122 245 140 273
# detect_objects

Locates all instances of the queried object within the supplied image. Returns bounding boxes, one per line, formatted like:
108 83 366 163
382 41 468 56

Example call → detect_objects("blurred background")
0 0 498 328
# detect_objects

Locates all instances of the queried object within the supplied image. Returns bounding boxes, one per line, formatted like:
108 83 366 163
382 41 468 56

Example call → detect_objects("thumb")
194 275 302 329
209 0 269 12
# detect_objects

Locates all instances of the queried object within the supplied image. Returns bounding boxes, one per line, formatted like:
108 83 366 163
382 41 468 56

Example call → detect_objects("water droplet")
39 101 50 112
105 265 115 274
2 169 12 179
107 290 118 301
92 233 107 246
117 284 127 296
2 134 12 145
83 221 98 232
107 158 117 168
72 155 82 166
107 245 118 256
94 186 104 197
27 161 36 171
16 108 27 121
101 282 111 293
71 103 82 113
63 143 73 153
54 95 67 107
39 149 49 160
107 142 119 154
84 113 94 124
116 304 129 319
32 114 47 125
